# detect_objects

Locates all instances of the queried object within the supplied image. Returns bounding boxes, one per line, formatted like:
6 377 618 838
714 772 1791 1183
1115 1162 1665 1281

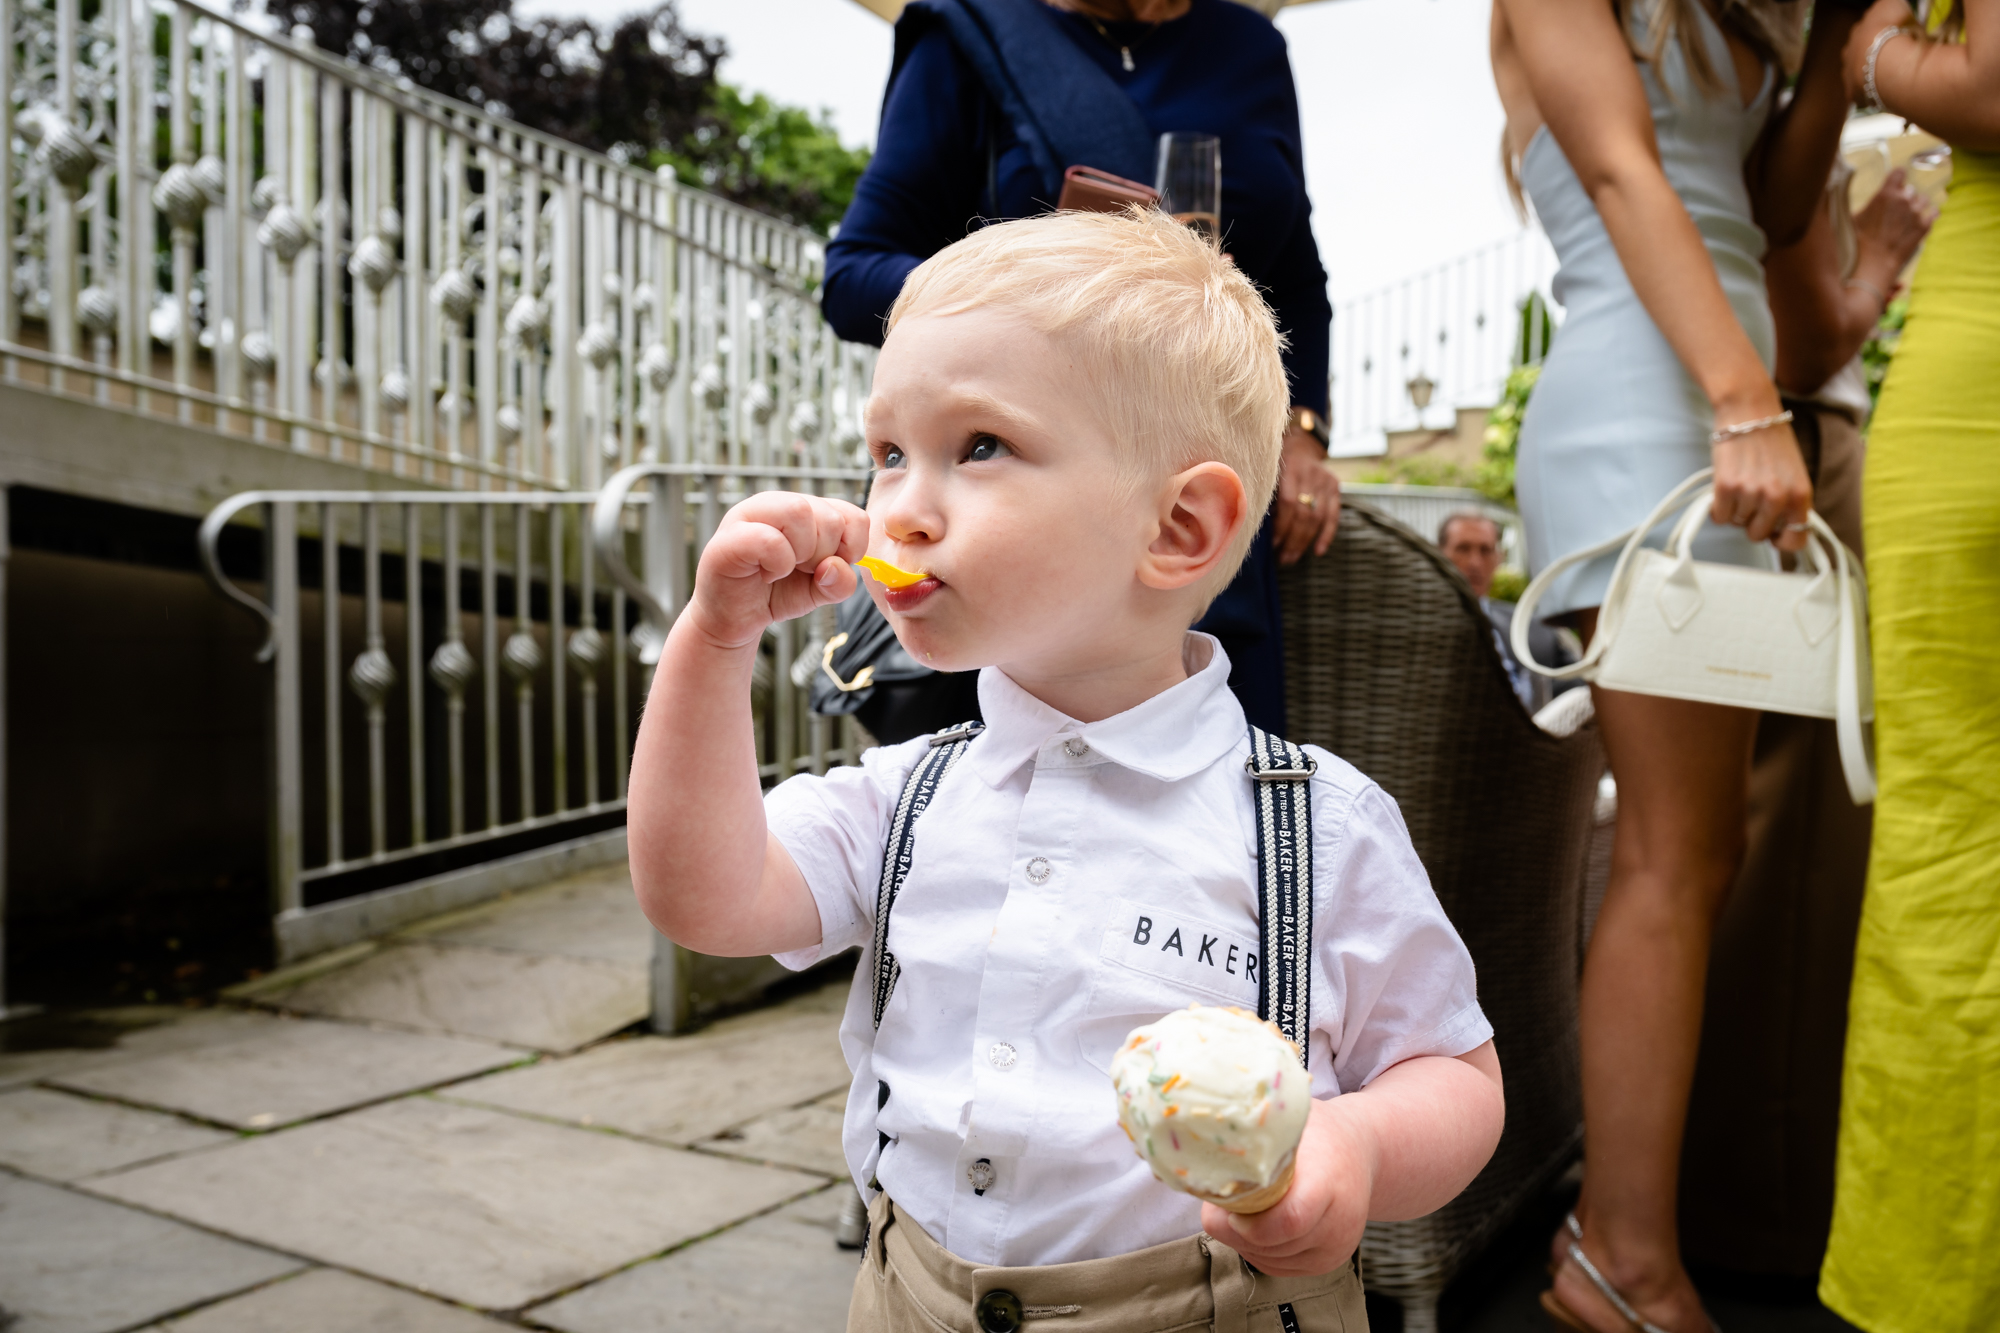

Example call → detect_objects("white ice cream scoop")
1110 1004 1311 1213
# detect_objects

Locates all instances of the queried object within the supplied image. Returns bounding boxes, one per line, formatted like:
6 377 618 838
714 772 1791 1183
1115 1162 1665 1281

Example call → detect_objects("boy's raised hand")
1199 1096 1375 1277
687 492 871 651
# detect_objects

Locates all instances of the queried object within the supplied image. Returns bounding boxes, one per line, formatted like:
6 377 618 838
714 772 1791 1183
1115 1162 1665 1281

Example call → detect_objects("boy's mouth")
884 576 944 612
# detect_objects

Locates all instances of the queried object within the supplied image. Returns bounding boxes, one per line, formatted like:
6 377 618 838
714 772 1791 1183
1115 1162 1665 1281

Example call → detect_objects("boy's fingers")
838 503 872 562
813 501 865 573
734 493 854 575
1205 1193 1317 1251
770 496 843 573
703 520 804 586
813 556 858 604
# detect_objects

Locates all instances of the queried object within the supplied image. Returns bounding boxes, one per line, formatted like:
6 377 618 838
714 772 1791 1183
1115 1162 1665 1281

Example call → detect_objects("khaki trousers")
848 1193 1368 1333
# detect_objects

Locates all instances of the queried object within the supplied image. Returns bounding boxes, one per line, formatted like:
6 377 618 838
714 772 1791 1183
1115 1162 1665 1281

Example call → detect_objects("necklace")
1080 12 1162 72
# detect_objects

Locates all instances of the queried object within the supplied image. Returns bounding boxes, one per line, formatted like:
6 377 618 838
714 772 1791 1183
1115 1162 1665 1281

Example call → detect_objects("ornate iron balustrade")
1343 482 1522 563
200 461 869 961
2 0 873 489
1330 230 1557 456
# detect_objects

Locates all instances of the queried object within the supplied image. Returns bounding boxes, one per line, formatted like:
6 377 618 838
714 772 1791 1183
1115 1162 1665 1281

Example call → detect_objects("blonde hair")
1615 0 1805 97
885 208 1291 607
1502 0 1806 216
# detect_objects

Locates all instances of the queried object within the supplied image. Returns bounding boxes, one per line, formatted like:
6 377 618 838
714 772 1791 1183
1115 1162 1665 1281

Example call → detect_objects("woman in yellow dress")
1821 2 2000 1330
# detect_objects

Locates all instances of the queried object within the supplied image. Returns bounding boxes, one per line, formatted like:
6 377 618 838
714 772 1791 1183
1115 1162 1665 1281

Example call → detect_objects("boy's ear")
1139 461 1249 592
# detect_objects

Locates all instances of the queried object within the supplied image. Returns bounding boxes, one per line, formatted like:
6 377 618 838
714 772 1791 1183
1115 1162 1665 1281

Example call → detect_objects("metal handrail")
199 463 868 959
1 0 875 495
1330 231 1557 455
592 463 681 663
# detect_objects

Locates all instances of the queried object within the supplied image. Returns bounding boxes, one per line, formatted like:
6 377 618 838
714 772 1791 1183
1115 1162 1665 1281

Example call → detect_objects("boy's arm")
627 491 870 958
1201 1041 1505 1277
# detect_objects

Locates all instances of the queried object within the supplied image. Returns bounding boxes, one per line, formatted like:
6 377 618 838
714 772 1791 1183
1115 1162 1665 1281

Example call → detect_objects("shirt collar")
963 633 1247 787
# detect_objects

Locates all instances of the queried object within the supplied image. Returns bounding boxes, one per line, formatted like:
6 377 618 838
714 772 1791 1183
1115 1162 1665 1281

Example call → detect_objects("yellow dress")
1819 143 2000 1331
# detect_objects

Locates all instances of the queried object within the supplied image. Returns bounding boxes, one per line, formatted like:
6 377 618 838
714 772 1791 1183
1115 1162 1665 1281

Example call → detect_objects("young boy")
630 209 1504 1331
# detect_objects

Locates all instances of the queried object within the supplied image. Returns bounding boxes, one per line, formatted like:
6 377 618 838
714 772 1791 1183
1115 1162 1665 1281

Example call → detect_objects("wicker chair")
1278 501 1605 1333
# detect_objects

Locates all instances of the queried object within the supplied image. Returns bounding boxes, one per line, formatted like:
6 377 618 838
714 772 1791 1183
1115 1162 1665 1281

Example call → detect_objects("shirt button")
968 1158 998 1193
1025 856 1051 884
1063 737 1089 758
988 1041 1018 1070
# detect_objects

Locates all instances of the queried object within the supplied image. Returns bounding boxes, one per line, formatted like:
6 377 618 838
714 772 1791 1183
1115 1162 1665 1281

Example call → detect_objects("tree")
650 85 872 237
265 1 868 234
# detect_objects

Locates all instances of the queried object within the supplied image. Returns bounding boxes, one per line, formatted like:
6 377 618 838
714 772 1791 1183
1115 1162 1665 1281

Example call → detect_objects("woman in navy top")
825 0 1336 734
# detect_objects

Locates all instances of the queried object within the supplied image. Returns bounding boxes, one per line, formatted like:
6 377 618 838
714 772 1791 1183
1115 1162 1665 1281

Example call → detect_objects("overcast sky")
516 0 1532 304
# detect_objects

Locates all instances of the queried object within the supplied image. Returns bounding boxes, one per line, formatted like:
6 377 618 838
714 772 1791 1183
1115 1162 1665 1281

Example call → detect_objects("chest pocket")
1076 896 1261 1076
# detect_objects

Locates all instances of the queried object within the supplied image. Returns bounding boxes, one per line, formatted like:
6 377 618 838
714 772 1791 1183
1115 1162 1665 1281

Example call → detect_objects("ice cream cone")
1201 1162 1295 1215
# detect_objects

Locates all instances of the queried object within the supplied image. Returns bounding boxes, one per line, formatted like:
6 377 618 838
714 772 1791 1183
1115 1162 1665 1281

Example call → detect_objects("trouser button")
976 1289 1023 1332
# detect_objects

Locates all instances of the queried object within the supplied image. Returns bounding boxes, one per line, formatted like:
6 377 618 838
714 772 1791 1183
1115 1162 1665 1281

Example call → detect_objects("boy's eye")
878 445 906 470
966 434 1011 463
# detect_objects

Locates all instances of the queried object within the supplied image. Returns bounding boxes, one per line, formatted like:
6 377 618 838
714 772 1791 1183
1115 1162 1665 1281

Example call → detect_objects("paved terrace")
0 865 858 1333
1 863 1856 1333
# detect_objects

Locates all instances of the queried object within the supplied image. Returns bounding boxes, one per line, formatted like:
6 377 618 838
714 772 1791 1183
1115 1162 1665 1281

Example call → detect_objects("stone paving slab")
700 1089 849 1178
445 1000 849 1147
261 944 646 1052
85 1096 820 1311
0 1087 232 1180
0 1171 302 1333
400 867 652 965
0 1008 276 1092
152 1267 511 1333
528 1186 857 1333
52 1016 521 1129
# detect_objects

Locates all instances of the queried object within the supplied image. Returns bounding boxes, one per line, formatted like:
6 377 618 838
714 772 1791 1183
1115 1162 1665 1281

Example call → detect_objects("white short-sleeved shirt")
768 633 1491 1268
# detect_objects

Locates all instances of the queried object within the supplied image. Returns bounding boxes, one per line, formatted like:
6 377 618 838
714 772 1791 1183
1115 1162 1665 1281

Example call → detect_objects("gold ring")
1299 493 1317 510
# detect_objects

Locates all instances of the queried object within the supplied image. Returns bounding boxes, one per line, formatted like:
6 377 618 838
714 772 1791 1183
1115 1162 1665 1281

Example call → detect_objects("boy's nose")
876 477 945 546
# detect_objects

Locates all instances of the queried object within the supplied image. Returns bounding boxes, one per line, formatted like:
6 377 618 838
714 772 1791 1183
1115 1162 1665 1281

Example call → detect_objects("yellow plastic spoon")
855 556 930 590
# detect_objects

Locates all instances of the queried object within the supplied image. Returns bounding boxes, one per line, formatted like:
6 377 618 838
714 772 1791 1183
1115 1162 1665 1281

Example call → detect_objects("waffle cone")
1198 1162 1295 1215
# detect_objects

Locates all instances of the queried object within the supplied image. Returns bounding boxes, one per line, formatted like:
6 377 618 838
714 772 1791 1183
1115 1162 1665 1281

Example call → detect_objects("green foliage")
1861 295 1909 420
1475 363 1541 507
1356 456 1475 488
1487 567 1528 603
277 0 868 235
650 86 871 237
1515 291 1554 367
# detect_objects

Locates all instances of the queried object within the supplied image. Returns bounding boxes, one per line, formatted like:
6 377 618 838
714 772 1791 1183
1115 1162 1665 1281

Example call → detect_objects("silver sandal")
1556 1212 1719 1333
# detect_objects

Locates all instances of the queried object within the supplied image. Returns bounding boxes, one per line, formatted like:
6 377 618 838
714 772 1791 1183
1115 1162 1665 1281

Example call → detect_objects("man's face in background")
1441 516 1501 599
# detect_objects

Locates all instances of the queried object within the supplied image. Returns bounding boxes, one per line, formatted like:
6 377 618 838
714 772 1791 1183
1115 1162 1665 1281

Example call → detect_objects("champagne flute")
1155 132 1221 241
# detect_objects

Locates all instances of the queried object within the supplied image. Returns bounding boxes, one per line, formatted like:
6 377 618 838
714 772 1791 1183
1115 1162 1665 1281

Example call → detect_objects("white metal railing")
2 0 874 490
1342 482 1523 568
199 463 868 954
1330 230 1557 457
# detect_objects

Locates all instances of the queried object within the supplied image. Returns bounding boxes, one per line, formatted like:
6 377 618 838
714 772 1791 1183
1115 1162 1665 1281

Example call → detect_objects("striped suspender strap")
1248 726 1316 1324
870 721 984 1029
1246 726 1315 1049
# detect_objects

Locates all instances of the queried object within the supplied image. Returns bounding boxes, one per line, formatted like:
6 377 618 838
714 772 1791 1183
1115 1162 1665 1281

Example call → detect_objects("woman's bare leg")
1551 682 1758 1332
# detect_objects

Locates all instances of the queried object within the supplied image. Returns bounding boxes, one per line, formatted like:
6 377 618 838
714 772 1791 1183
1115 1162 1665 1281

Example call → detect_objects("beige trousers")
848 1193 1368 1333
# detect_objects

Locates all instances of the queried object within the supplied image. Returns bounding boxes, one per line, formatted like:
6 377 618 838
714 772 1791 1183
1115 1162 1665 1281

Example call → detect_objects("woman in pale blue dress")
1490 0 1862 1328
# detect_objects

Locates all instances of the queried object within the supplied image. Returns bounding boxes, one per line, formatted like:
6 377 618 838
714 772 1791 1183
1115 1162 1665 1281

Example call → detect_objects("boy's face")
863 308 1168 678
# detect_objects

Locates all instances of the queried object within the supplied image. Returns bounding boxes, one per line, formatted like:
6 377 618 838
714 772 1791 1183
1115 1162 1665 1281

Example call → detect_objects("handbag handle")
1510 468 1876 805
1511 468 1719 681
1658 493 1875 803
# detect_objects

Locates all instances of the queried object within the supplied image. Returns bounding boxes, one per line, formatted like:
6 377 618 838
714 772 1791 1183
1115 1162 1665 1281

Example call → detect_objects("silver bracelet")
1861 25 1905 114
1844 276 1889 306
1710 410 1794 445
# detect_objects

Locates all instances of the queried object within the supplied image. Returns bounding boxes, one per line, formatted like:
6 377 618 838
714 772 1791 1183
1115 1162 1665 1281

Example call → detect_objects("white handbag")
1513 468 1876 805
